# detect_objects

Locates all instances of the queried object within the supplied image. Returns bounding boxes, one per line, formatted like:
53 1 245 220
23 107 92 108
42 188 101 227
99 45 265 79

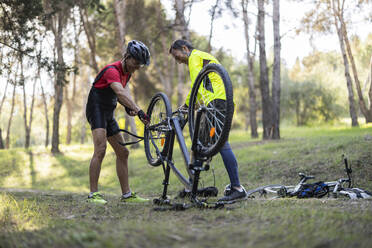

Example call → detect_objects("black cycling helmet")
126 40 150 66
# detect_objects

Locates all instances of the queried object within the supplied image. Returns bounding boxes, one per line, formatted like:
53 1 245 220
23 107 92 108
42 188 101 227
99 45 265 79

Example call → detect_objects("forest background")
0 0 371 152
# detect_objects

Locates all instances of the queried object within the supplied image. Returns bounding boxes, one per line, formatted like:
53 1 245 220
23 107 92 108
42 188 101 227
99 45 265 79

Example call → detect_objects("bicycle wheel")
338 188 372 199
246 185 293 199
144 92 172 166
188 63 234 157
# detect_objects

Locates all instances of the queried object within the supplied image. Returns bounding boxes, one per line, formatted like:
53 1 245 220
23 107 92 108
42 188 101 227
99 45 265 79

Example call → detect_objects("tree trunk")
39 76 50 147
208 0 220 52
272 0 281 139
295 95 300 126
114 0 139 148
0 65 11 149
331 1 358 127
339 13 372 122
174 0 190 106
241 0 258 138
336 26 358 126
0 78 9 115
367 56 372 112
65 86 72 144
27 75 37 148
52 79 64 153
65 12 80 145
51 12 66 154
149 0 174 98
0 129 4 149
20 57 37 149
162 34 173 97
257 0 272 139
79 4 99 73
174 0 190 40
80 77 91 144
0 55 16 117
114 0 127 47
21 61 29 148
150 35 173 98
6 83 17 149
20 63 27 148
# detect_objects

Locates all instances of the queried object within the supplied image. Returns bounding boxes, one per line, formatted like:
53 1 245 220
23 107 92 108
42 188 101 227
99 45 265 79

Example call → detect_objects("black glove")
137 110 150 124
124 106 136 116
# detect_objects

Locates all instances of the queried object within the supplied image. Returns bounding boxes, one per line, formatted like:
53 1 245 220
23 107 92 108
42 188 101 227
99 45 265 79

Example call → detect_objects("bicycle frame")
148 107 212 204
250 155 355 198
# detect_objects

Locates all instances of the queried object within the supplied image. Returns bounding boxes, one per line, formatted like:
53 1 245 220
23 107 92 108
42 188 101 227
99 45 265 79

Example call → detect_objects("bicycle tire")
144 92 172 166
338 188 372 199
188 63 234 157
246 184 293 199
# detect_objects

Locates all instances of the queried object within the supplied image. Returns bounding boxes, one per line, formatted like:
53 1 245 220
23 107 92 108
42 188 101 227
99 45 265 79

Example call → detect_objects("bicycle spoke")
193 74 226 148
148 99 168 160
205 110 224 131
203 113 222 140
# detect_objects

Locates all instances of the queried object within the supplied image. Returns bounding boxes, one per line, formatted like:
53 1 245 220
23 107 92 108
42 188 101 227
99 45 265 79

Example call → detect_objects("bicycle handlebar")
342 154 352 188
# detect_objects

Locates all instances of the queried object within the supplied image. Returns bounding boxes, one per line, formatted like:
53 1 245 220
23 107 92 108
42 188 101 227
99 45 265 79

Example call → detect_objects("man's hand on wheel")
137 110 150 126
125 106 137 116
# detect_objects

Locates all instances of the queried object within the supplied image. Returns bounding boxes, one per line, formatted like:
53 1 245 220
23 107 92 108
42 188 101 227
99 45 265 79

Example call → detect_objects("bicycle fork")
160 133 175 201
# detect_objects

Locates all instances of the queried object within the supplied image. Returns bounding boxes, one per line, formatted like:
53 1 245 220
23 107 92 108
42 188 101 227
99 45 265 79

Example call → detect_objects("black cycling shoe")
177 187 218 198
218 188 247 203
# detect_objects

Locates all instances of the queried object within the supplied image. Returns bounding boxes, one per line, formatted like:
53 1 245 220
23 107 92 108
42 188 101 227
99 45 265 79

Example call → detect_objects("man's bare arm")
110 82 140 113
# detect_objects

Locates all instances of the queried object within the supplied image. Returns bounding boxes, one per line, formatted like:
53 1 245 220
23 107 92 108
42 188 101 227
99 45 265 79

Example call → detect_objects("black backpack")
296 181 329 198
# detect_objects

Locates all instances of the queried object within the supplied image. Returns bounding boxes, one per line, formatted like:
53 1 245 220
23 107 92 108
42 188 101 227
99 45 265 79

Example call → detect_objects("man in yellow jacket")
169 39 247 203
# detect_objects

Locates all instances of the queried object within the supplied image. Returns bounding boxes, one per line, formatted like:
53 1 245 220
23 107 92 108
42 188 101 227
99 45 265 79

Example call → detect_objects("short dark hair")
169 39 194 53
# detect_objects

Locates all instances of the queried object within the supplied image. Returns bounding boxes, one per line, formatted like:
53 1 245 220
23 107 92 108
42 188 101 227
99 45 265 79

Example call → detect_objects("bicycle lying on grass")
246 155 372 199
143 63 234 209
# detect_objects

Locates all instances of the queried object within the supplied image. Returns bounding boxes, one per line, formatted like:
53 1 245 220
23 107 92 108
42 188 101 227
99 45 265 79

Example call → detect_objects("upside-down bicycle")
143 63 234 209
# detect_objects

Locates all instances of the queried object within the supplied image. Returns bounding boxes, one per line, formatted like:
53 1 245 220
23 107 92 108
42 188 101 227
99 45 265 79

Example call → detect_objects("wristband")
138 110 150 122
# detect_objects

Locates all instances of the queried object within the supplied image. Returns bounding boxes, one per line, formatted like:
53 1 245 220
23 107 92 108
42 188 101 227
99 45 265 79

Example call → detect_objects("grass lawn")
1 125 372 247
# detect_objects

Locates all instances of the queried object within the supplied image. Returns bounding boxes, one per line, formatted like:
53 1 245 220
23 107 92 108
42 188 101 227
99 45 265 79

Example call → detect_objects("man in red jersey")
86 40 150 204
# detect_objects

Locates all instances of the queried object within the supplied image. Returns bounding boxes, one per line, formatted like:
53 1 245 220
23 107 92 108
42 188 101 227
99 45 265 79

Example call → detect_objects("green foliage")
0 0 44 75
281 80 343 126
284 34 372 125
94 0 178 103
0 0 43 45
1 0 371 148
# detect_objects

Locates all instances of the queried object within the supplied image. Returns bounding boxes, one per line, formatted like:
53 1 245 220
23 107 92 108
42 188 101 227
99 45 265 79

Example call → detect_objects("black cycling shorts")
86 87 120 137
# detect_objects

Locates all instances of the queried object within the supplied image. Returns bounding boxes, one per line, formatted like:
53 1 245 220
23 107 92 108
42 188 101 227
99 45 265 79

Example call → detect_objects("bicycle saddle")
298 172 315 180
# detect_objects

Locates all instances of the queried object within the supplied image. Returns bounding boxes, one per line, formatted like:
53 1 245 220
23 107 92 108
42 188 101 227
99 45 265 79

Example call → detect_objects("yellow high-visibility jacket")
185 49 226 106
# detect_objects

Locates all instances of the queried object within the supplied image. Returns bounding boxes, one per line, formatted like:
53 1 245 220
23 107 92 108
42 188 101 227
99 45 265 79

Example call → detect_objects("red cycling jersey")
93 60 131 89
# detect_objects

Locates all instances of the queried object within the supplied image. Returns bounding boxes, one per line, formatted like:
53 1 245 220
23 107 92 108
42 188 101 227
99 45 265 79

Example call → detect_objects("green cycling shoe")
87 192 107 204
121 192 149 203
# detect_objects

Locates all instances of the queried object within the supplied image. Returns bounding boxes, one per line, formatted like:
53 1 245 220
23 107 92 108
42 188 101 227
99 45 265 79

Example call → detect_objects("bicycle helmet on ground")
126 40 150 66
